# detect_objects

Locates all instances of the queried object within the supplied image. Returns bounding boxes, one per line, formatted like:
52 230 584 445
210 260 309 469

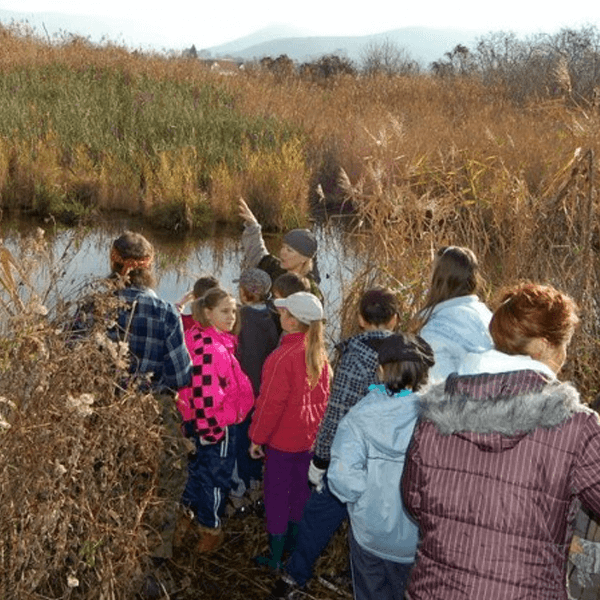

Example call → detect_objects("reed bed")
1 23 599 233
2 20 600 600
0 233 351 599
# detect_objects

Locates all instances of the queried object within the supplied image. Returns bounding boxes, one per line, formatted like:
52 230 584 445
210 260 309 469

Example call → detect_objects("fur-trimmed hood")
417 369 592 452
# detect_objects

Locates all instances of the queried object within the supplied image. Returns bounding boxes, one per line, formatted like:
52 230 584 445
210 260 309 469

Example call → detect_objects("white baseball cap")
274 292 323 324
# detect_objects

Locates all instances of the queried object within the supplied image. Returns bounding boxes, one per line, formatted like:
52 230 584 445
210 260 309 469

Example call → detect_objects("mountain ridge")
0 8 485 66
207 26 484 66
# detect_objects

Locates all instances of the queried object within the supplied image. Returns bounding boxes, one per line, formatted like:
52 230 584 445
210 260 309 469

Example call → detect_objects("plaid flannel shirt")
313 329 392 466
111 287 192 392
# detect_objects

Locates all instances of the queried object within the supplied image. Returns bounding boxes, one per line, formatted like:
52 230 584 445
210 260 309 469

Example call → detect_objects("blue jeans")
285 473 348 586
349 528 413 600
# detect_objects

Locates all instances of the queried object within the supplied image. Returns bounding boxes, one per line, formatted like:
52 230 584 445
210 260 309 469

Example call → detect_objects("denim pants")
235 413 263 488
181 424 238 528
285 473 348 586
349 527 413 600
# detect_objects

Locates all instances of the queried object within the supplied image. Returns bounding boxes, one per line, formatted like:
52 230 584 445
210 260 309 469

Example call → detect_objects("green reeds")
0 28 308 230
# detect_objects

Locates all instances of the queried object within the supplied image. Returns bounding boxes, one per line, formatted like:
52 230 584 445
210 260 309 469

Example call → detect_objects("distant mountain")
202 23 317 56
0 8 485 68
207 27 486 67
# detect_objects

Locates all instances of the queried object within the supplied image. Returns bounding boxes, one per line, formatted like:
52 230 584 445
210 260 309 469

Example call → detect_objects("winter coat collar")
417 369 591 451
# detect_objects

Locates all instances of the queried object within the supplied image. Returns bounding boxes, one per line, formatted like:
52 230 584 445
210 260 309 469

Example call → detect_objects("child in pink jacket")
177 288 254 552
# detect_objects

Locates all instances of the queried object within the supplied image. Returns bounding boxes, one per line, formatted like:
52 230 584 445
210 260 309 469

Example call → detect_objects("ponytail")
304 320 330 388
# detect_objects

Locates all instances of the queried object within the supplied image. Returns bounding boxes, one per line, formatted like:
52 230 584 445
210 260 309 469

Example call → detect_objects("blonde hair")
297 319 330 389
297 257 314 278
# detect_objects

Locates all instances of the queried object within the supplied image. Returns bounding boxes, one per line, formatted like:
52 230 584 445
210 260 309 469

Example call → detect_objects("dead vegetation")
0 232 351 599
336 129 600 398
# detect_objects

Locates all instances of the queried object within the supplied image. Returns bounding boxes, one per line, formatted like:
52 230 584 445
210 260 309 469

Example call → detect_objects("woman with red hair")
402 283 600 599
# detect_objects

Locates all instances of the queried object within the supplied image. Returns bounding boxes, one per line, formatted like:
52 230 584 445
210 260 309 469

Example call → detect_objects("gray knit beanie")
282 229 317 258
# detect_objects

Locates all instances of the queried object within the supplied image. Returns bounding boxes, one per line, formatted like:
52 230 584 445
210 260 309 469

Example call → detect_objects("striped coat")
402 368 600 599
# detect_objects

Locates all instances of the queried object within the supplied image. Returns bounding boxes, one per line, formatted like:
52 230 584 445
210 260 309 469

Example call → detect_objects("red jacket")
250 331 330 452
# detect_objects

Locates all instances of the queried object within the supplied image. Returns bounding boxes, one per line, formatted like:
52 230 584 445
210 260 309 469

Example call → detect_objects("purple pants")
263 446 312 535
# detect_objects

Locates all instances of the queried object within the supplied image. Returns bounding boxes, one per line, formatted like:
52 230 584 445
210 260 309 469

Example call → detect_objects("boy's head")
376 333 434 394
358 287 400 329
272 272 310 299
193 275 219 299
237 268 272 304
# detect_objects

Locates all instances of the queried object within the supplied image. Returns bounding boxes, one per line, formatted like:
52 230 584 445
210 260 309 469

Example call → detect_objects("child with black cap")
328 332 434 600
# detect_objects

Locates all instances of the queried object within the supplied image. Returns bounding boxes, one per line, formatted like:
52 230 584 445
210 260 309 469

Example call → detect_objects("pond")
0 214 366 345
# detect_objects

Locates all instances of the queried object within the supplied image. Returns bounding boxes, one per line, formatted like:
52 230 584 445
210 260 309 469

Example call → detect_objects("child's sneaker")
267 574 301 600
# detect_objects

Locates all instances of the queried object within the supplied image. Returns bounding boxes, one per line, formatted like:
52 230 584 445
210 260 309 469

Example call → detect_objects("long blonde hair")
296 319 330 388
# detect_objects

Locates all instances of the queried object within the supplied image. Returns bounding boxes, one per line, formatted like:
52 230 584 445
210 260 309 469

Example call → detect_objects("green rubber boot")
254 534 286 571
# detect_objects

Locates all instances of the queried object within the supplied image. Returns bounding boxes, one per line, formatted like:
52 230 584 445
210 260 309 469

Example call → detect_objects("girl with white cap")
249 292 331 571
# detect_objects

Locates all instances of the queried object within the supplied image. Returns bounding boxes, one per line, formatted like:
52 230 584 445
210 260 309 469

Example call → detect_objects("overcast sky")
0 0 599 49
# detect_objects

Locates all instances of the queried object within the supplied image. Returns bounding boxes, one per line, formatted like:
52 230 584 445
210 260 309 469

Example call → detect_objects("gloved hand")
308 460 326 493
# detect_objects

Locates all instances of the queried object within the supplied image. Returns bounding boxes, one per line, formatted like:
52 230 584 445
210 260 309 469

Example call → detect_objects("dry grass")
335 125 600 398
2 24 600 235
2 22 600 599
0 232 351 599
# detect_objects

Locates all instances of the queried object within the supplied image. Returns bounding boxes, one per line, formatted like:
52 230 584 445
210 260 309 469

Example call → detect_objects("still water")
1 215 366 344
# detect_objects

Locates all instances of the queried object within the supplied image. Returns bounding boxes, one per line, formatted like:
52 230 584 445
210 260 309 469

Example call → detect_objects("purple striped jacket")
402 369 600 599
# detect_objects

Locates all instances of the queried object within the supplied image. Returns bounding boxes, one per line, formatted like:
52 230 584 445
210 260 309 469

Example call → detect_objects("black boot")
254 533 286 571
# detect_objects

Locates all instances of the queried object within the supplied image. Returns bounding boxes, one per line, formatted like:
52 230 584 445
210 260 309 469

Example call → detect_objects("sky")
0 0 599 50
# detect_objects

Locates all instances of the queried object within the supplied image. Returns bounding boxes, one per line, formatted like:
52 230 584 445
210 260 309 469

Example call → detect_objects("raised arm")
239 197 269 269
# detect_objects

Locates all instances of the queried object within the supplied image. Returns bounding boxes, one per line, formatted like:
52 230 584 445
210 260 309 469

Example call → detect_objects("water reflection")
1 216 366 344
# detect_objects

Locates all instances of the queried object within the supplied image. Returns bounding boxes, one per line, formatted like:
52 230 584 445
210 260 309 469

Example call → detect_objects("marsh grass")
2 21 600 598
0 25 307 230
3 23 600 237
336 117 600 397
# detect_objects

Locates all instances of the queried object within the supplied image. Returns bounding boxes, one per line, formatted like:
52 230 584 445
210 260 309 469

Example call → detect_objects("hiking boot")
266 574 301 600
195 524 224 553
